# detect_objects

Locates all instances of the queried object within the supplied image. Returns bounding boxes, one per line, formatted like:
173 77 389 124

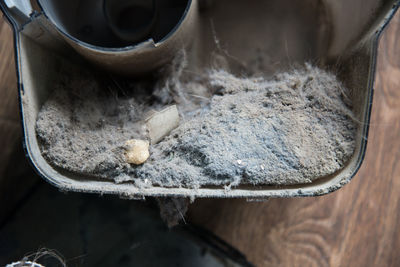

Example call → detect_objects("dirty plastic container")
0 0 399 199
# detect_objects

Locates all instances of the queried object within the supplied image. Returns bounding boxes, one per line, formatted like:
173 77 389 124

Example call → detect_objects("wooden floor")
1 9 400 267
189 11 400 267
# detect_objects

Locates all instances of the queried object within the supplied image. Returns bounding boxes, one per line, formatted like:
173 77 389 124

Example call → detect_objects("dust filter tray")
0 0 399 199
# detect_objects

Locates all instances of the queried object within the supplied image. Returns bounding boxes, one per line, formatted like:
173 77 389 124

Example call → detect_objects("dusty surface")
36 63 356 188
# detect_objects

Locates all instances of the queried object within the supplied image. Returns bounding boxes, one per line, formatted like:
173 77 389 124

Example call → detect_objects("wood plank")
0 16 18 122
0 17 38 224
188 10 400 267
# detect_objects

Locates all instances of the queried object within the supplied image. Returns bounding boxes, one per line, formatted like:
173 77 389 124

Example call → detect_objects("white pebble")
125 139 150 165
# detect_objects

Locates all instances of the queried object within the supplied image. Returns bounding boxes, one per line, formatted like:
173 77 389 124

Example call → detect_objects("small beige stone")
124 139 150 165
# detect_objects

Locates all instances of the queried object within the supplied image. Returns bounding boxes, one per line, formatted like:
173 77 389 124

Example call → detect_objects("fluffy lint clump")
36 64 356 188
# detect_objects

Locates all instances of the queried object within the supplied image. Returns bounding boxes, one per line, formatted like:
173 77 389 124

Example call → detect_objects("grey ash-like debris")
36 64 356 188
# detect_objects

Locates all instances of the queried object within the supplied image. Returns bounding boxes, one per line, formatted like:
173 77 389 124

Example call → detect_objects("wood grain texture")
188 11 400 267
0 15 38 224
0 16 19 174
0 8 399 267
